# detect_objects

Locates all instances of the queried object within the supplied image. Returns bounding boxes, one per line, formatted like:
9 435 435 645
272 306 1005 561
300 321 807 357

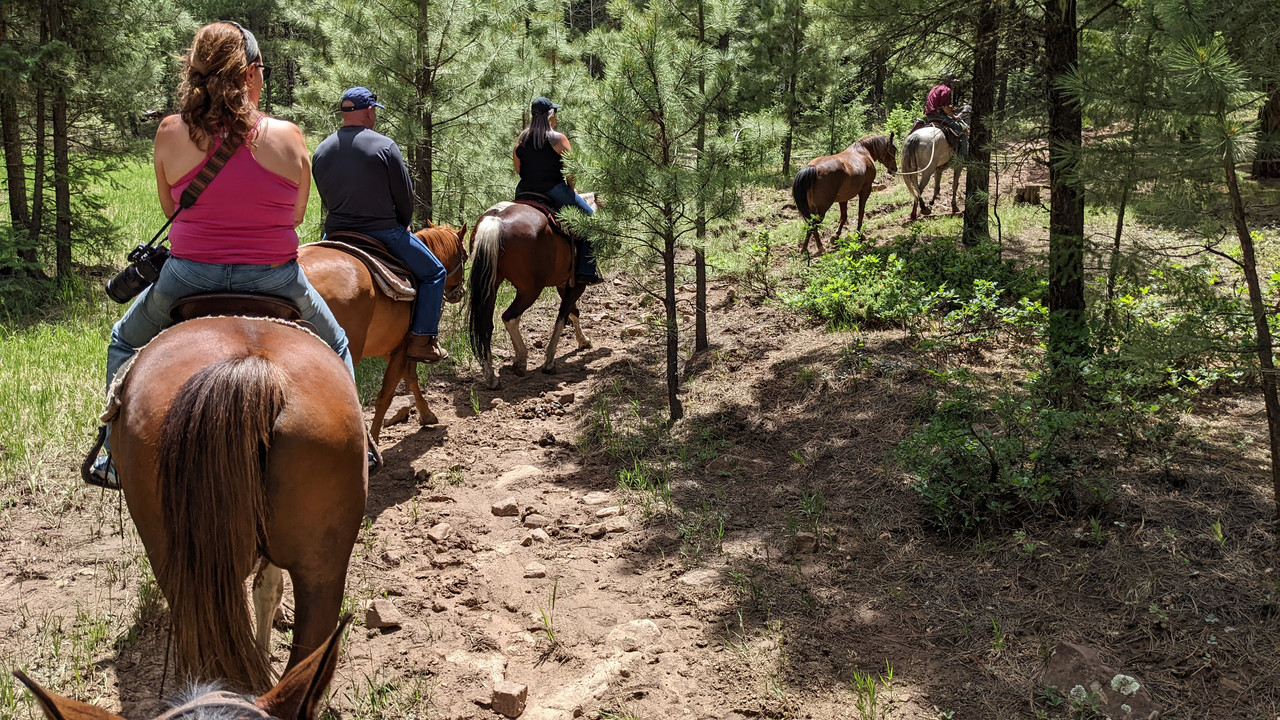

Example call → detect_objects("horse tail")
468 214 502 366
792 166 817 220
899 134 926 201
157 354 284 691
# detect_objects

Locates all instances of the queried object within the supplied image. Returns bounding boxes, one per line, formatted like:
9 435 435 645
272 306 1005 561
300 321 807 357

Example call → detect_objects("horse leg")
570 310 591 349
856 193 869 233
370 349 406 443
543 284 588 373
406 362 437 426
286 569 346 671
931 166 943 208
252 560 284 655
502 290 540 377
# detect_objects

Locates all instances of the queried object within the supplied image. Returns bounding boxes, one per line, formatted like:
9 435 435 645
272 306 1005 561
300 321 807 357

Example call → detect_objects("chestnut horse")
14 617 352 720
468 196 597 389
298 224 467 441
791 134 898 255
110 317 367 691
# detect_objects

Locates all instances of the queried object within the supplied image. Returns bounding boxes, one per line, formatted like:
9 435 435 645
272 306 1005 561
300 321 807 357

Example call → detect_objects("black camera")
105 242 171 304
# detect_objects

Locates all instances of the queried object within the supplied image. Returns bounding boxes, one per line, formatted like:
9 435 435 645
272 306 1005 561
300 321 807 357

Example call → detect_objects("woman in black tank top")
513 96 603 284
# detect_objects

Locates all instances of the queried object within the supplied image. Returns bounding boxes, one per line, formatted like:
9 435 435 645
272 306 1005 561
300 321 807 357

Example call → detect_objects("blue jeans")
544 183 599 277
106 257 354 390
929 113 969 157
358 227 446 337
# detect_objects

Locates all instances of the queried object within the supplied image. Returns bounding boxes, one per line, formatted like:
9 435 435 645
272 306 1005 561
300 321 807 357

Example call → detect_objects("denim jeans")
357 227 446 337
106 256 354 390
544 183 599 276
929 113 969 157
545 182 595 216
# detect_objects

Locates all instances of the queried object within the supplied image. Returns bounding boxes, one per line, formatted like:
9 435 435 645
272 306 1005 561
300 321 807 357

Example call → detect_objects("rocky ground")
3 184 1279 720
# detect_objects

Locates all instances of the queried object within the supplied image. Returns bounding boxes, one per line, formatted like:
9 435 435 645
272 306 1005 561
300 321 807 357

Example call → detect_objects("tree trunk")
694 1 708 352
416 113 434 223
413 0 433 223
781 0 801 178
963 0 997 247
49 0 71 281
0 3 34 269
663 219 683 424
32 85 47 254
1045 0 1087 400
1225 151 1280 524
1252 84 1280 179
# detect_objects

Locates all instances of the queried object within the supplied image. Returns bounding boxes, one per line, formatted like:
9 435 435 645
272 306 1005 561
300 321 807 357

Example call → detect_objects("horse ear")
889 131 895 144
425 218 435 227
12 671 126 720
458 223 469 242
255 616 351 720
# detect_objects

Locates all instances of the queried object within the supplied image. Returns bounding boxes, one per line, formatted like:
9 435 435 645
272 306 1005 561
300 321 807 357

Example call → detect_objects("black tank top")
515 133 565 195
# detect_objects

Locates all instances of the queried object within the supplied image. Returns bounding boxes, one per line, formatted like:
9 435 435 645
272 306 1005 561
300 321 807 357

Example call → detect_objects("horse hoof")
578 340 593 350
541 363 558 375
419 412 439 426
511 365 527 377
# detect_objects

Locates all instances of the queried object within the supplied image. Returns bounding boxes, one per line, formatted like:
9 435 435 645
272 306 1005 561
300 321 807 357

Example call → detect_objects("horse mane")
855 134 893 158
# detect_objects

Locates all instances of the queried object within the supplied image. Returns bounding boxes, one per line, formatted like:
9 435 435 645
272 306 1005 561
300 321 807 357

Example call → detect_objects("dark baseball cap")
340 87 386 111
531 96 561 114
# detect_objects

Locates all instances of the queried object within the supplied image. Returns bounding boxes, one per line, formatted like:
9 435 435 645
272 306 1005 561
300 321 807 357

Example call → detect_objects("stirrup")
82 426 121 490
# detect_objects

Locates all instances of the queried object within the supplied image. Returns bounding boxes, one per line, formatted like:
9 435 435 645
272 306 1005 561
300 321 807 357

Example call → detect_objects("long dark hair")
517 111 555 150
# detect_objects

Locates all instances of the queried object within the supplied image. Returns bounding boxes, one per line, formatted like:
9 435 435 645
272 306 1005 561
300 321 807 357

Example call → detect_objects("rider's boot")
575 238 605 286
406 333 449 363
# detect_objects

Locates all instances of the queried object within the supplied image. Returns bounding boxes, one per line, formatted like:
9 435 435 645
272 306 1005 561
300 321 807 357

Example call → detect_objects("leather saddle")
312 232 417 302
515 192 576 243
171 293 303 323
911 117 962 153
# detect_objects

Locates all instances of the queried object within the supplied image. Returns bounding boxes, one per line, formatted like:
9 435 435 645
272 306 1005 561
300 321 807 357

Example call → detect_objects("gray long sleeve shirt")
312 126 414 234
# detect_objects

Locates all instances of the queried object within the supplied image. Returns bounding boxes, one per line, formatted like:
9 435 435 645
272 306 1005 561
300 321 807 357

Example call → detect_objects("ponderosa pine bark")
962 0 997 246
1045 0 1087 399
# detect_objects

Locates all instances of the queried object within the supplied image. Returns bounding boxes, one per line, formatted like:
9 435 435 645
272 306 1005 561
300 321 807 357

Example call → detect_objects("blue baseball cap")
340 87 386 111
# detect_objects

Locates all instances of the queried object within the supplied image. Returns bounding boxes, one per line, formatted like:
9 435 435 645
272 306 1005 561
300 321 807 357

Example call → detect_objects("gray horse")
900 109 970 221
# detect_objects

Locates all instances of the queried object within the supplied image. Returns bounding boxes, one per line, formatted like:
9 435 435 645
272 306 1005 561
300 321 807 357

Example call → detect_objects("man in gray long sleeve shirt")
312 87 448 363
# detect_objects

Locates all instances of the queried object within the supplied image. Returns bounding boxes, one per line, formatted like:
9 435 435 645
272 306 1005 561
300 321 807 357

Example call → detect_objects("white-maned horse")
899 110 969 221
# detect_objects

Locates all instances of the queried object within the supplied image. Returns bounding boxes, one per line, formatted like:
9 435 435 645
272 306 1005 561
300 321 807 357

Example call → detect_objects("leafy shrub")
899 372 1079 535
791 237 931 329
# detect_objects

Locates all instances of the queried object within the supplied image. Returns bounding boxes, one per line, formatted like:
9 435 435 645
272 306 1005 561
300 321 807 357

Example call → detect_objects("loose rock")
381 550 403 566
491 680 528 718
558 392 575 405
386 396 413 425
792 531 819 554
524 562 547 579
491 497 520 517
621 326 644 337
678 568 721 587
1041 642 1162 720
582 491 612 506
496 465 543 489
523 513 551 529
529 529 552 544
583 523 607 538
603 517 631 534
595 506 622 518
427 522 452 544
365 598 403 629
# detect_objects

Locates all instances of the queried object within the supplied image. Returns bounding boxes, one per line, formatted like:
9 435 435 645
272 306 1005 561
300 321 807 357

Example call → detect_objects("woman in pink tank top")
94 21 353 485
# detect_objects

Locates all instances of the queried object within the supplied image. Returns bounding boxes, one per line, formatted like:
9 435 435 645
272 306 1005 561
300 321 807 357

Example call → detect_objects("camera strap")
145 134 244 246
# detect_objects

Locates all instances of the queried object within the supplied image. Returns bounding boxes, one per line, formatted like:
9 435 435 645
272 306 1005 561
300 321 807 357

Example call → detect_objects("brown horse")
110 317 367 691
467 197 597 389
792 134 898 255
14 616 351 720
299 224 467 441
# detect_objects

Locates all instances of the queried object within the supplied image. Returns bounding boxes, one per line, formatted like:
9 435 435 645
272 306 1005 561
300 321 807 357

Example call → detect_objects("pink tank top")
168 120 299 265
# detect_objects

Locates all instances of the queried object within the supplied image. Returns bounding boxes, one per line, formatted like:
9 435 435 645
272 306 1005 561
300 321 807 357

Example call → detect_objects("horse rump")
792 165 818 221
467 215 502 366
157 353 284 691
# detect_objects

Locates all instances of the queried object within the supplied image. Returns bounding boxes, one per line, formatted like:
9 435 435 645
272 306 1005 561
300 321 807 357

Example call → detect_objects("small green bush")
898 372 1079 536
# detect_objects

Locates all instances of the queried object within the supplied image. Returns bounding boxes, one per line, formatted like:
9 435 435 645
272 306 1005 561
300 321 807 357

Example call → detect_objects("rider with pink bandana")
925 81 969 157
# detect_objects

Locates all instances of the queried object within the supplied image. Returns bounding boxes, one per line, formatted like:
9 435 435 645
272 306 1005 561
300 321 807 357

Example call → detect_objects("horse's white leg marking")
252 560 284 654
542 317 565 373
505 317 528 374
571 312 591 348
483 356 498 389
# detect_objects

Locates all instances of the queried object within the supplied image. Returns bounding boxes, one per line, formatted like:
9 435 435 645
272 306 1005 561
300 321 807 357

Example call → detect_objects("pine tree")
577 0 740 423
